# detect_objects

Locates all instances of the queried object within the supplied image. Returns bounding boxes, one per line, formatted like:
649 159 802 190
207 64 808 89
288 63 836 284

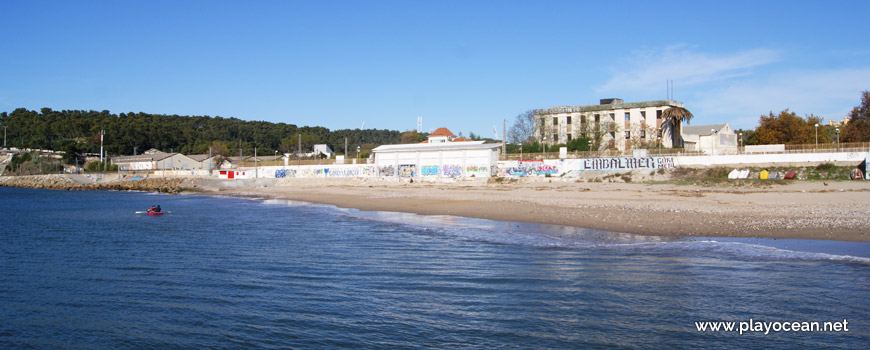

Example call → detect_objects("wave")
257 197 870 265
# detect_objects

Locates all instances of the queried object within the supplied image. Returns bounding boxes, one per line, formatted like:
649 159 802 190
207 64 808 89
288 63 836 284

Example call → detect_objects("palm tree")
661 106 694 147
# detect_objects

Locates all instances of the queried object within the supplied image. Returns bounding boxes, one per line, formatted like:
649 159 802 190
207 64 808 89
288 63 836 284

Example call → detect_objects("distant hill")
0 108 401 157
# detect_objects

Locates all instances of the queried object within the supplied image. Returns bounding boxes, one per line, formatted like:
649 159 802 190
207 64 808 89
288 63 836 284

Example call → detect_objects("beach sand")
197 177 870 242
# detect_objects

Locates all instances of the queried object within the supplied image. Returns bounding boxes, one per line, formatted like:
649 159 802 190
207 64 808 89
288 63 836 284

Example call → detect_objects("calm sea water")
1 187 868 349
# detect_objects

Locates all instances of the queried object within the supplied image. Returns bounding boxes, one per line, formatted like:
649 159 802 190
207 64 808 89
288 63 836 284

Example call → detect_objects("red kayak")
147 211 164 216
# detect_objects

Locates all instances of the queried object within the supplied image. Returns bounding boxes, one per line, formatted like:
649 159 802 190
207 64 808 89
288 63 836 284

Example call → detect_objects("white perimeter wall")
219 151 868 180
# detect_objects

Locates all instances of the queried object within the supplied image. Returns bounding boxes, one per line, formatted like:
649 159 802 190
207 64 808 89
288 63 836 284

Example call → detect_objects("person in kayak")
156 205 161 213
150 205 156 213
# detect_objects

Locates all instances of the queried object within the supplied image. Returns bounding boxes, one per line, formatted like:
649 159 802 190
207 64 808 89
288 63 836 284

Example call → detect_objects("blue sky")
2 0 868 136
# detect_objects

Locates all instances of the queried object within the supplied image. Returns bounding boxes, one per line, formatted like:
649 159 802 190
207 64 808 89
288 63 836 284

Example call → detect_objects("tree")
566 137 593 151
754 109 828 145
210 141 229 170
507 110 535 144
399 130 423 144
841 90 870 142
660 106 694 147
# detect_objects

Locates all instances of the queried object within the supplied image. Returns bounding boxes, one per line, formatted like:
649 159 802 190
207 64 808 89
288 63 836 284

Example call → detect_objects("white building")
372 142 500 179
313 144 334 158
112 151 201 171
681 123 738 155
534 98 686 153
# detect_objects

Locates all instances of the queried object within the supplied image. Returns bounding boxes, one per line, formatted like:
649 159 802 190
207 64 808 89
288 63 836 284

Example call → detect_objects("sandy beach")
193 177 870 242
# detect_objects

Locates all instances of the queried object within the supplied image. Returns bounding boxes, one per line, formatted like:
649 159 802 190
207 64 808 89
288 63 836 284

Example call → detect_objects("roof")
373 141 495 153
428 127 456 137
112 152 174 163
187 154 211 162
535 100 684 115
682 124 728 136
452 137 472 142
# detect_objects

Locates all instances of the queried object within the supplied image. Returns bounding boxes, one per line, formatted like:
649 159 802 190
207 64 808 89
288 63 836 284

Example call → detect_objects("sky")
2 0 869 137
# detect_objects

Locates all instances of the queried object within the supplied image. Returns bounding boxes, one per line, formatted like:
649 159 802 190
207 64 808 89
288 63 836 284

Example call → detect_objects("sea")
1 187 868 349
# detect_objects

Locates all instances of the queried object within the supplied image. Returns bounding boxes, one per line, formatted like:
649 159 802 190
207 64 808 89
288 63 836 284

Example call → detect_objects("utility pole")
297 134 301 167
502 119 506 159
345 137 348 160
99 130 104 164
254 147 258 178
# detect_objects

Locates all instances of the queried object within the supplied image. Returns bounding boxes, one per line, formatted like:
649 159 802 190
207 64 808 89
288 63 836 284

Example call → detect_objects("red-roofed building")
427 127 457 143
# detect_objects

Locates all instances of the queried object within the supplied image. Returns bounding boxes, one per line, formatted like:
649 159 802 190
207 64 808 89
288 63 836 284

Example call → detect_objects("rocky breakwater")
0 175 195 194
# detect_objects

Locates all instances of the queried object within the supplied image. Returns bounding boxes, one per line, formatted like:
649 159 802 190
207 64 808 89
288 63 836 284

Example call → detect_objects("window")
641 129 646 138
625 112 630 122
641 111 646 118
656 110 663 119
566 116 572 124
594 114 600 123
625 131 630 139
553 118 558 126
581 115 587 124
567 133 572 141
609 113 615 121
553 134 558 141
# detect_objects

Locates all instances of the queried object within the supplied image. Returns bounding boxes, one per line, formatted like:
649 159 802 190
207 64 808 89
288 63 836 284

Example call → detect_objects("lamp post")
739 132 743 152
836 127 840 151
356 146 360 160
815 123 819 150
542 137 547 159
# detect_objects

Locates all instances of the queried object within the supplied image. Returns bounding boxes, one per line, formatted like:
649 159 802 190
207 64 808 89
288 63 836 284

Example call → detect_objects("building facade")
372 142 500 179
681 123 738 155
534 98 685 153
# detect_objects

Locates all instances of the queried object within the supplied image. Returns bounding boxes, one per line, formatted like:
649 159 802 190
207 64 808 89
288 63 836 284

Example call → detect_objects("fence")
503 142 870 160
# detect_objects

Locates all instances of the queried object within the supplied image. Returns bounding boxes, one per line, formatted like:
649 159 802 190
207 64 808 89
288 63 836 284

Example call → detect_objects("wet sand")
202 178 870 242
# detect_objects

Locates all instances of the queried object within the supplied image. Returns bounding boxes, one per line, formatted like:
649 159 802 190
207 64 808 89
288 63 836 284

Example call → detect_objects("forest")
0 108 404 159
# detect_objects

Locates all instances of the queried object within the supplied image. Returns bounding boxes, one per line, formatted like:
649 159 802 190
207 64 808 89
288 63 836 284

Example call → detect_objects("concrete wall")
215 150 868 180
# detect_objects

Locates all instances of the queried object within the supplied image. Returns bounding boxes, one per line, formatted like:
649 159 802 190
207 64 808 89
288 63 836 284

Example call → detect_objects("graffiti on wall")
498 160 560 177
466 165 488 174
580 157 675 171
378 165 395 176
361 166 376 177
442 165 462 178
421 165 439 176
399 164 416 177
326 168 360 177
275 169 296 178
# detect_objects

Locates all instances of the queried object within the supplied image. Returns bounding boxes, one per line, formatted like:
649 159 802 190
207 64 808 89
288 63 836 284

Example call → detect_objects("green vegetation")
0 108 402 157
85 161 118 172
3 152 64 176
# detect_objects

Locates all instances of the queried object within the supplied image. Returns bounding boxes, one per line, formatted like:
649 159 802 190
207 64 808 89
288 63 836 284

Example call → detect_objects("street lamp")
739 132 743 151
815 123 819 150
836 127 840 151
356 146 360 160
542 137 547 159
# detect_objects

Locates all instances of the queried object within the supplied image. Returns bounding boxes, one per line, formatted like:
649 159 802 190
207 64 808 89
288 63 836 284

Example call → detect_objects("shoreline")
198 177 870 242
3 174 869 242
